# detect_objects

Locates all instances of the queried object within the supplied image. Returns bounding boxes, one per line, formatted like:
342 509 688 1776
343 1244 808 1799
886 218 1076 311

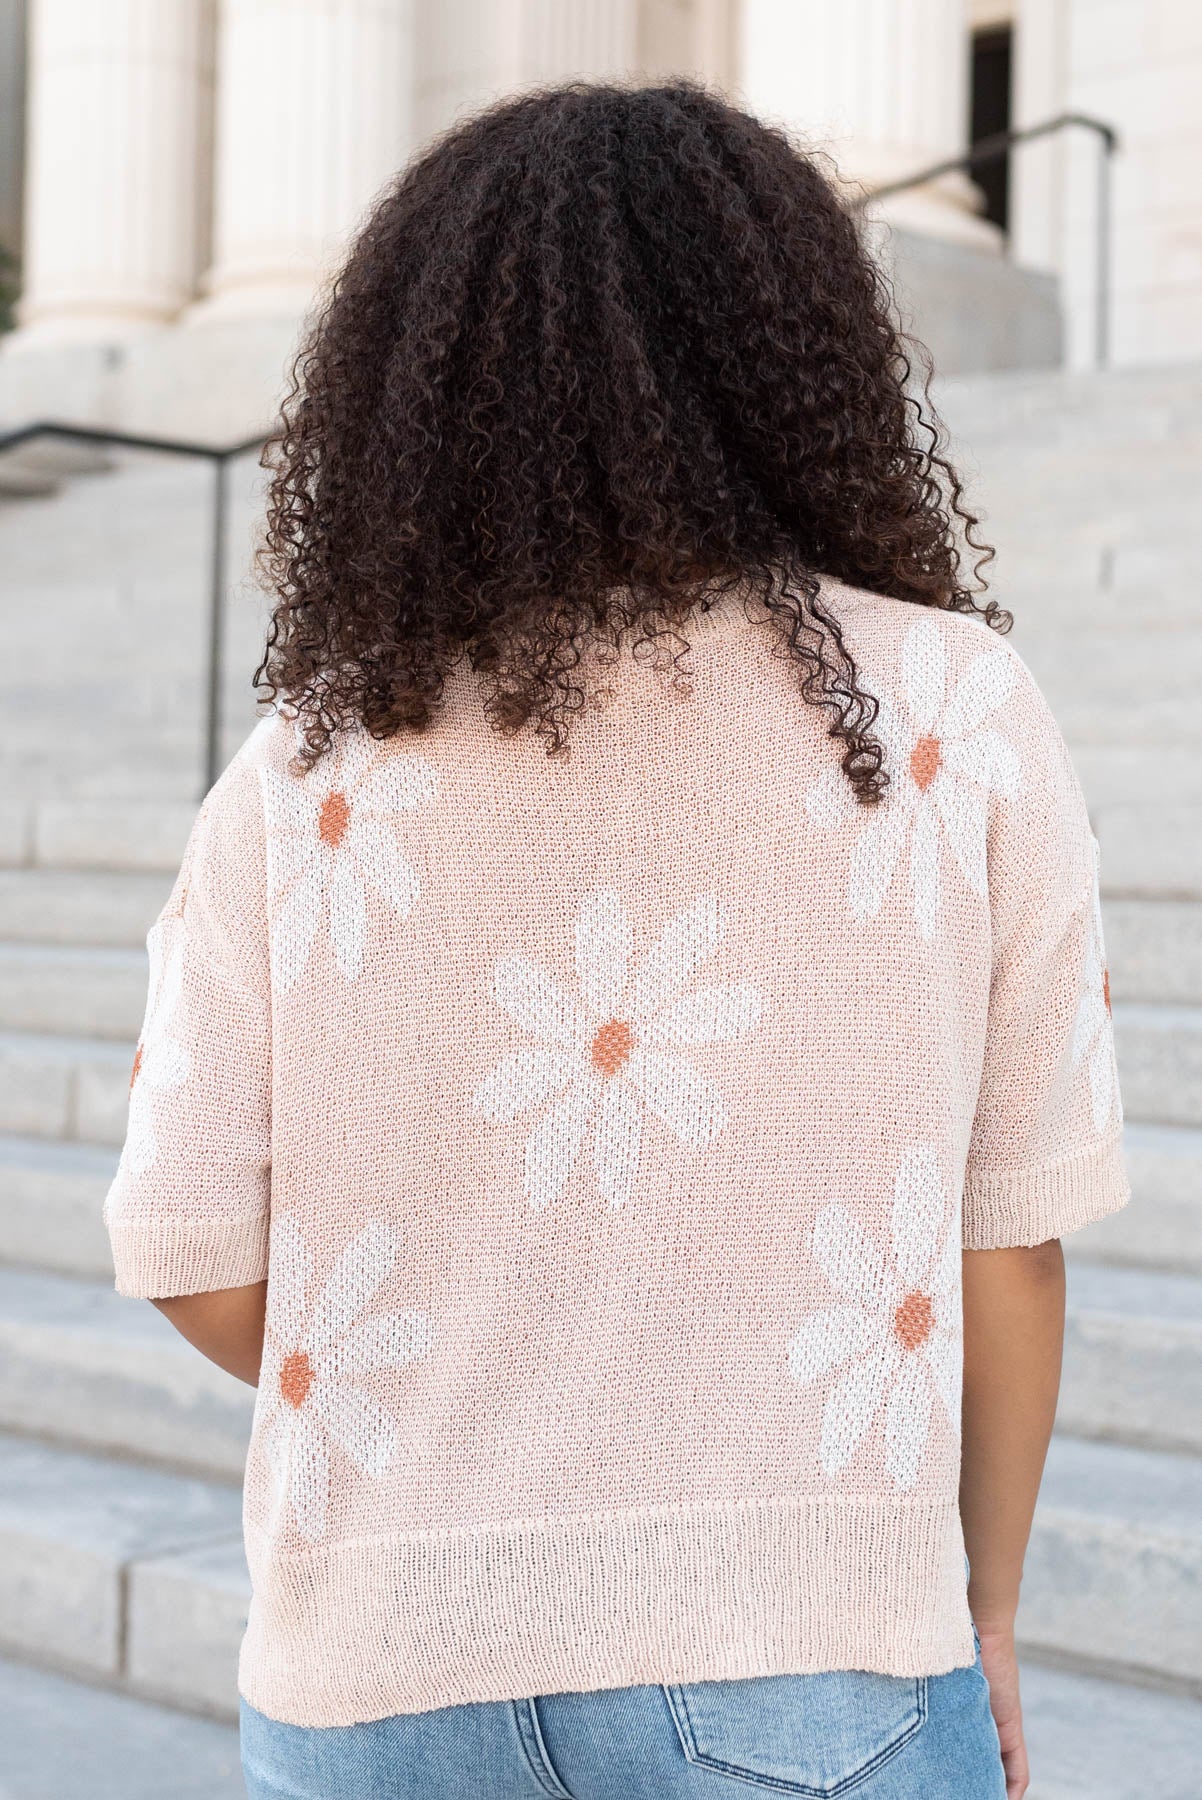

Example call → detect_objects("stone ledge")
0 1265 254 1479
0 1432 241 1683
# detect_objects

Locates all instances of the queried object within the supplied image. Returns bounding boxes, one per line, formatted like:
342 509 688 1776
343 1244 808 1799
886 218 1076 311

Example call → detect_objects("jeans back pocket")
663 1669 928 1797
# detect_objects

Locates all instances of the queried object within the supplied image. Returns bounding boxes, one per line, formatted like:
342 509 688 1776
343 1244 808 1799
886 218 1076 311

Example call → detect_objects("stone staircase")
1 364 1201 1795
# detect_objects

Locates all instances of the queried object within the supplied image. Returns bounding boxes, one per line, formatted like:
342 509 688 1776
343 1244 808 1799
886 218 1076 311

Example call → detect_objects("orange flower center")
591 1018 634 1077
1103 969 1112 1014
279 1350 315 1409
909 735 942 792
318 790 351 848
129 1043 144 1094
894 1291 934 1352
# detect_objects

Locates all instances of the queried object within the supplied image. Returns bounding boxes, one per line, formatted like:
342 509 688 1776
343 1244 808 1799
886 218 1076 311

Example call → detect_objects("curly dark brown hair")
256 78 1003 803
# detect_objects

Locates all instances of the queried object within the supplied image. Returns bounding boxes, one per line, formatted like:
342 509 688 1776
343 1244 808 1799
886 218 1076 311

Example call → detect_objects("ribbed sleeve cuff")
107 1211 270 1298
962 1129 1130 1249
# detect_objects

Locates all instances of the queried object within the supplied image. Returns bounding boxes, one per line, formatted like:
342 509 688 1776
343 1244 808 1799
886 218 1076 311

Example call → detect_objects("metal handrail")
0 420 266 796
852 111 1120 369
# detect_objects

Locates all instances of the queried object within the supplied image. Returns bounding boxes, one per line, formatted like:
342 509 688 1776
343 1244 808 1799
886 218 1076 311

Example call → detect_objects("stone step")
127 1532 251 1721
0 942 147 1040
950 419 1194 475
0 798 197 873
1020 1660 1202 1800
1002 548 1201 606
0 1030 133 1145
1103 899 1202 1005
1051 700 1202 751
959 428 1202 481
938 361 1202 445
0 803 30 868
0 866 170 946
970 486 1202 535
1095 806 1202 901
0 1135 116 1279
985 484 1202 540
1071 1122 1202 1276
0 1432 242 1701
974 537 1202 597
1113 1002 1202 1127
970 490 1202 543
1059 1262 1202 1455
1077 748 1202 814
1014 637 1202 751
0 1656 243 1800
982 536 1202 578
962 440 1202 495
1022 1434 1202 1689
0 1266 254 1480
973 423 1202 469
0 449 267 806
1004 579 1202 636
0 1661 1198 1800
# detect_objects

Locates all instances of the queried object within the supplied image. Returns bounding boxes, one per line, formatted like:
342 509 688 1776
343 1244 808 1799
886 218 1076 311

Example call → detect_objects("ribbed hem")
962 1129 1130 1249
106 1212 270 1297
238 1494 974 1726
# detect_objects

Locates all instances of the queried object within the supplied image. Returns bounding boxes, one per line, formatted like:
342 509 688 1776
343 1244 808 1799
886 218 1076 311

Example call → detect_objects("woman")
105 80 1127 1800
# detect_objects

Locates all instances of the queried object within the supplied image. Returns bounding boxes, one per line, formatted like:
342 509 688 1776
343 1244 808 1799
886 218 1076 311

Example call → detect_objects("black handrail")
852 111 1120 369
0 420 266 797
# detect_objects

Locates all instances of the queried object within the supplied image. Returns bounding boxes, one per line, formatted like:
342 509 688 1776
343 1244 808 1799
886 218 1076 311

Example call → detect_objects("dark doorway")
970 25 1013 234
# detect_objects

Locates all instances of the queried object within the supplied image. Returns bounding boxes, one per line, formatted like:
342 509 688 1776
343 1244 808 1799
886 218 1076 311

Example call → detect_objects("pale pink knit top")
104 580 1128 1727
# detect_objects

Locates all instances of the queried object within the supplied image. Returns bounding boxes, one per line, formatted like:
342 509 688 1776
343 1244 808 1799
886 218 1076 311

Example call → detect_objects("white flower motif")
122 919 190 1177
1071 840 1121 1134
260 728 437 991
807 617 1021 941
788 1145 961 1491
258 1217 433 1543
472 889 763 1211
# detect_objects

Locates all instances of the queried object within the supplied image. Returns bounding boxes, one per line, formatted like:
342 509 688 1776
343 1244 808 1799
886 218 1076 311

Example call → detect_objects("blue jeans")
240 1641 1005 1799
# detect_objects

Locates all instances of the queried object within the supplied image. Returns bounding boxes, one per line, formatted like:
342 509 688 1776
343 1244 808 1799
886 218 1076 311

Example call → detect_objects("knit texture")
104 579 1129 1726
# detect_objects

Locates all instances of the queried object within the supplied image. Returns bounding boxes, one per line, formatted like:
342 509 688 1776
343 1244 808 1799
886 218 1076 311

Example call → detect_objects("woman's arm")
960 1237 1066 1800
151 1281 268 1387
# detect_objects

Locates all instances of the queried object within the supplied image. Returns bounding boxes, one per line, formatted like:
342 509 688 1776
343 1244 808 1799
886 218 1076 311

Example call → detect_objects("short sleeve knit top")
104 579 1129 1727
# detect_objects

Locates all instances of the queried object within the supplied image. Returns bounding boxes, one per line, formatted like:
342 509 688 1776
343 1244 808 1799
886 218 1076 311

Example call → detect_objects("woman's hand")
975 1618 1029 1799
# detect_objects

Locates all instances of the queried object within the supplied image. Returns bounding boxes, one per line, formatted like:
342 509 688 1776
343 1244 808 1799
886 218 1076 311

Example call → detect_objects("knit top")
104 579 1129 1728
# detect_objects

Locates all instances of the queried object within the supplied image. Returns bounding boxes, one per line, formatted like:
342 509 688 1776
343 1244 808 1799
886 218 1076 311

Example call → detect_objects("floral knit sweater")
104 580 1128 1727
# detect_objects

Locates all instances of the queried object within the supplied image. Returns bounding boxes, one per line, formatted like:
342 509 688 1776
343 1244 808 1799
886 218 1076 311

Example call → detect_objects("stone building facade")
0 0 1198 434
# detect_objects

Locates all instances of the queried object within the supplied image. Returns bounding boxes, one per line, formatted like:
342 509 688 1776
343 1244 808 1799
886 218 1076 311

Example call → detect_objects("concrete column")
413 0 658 162
414 0 732 157
683 0 739 87
518 0 638 78
738 0 995 247
192 0 415 321
13 0 211 344
515 1 732 88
